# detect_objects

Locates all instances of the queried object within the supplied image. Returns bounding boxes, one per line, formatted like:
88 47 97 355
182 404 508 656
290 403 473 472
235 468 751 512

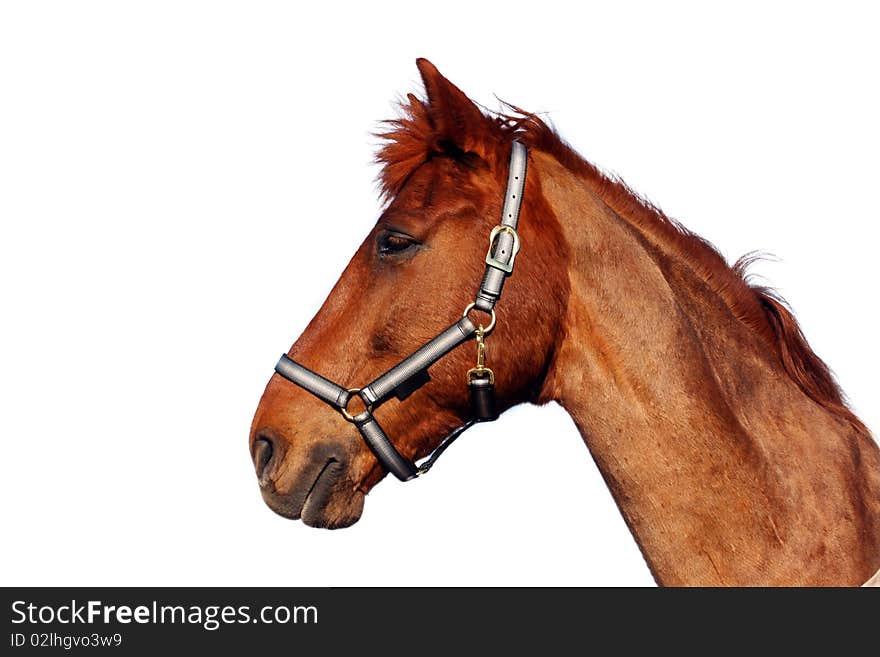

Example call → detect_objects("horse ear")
416 58 491 152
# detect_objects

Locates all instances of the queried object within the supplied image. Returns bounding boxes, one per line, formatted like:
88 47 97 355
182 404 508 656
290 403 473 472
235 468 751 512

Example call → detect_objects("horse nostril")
253 436 274 480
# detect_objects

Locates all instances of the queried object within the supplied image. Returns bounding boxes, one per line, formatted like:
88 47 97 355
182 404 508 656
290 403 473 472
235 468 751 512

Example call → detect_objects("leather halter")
273 141 528 481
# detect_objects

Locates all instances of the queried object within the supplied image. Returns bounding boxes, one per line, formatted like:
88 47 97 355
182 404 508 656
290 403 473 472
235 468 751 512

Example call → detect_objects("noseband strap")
273 141 528 481
274 356 351 409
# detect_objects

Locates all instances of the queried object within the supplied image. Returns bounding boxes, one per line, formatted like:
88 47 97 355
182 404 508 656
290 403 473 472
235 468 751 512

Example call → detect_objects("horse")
250 58 880 586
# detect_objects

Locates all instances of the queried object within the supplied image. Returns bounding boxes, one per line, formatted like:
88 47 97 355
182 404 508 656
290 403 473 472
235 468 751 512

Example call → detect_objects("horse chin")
300 468 365 529
261 458 366 529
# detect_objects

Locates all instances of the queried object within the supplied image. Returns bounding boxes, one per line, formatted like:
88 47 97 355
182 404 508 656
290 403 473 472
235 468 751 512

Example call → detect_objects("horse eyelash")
377 231 420 257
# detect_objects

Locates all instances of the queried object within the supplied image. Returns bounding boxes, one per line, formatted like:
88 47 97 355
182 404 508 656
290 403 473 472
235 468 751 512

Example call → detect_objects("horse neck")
533 152 880 585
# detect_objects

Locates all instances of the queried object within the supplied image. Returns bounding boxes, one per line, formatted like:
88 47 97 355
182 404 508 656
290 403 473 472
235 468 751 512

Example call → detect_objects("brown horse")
250 58 880 586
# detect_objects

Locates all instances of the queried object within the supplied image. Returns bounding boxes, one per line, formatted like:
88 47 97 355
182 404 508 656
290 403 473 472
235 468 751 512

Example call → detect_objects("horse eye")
377 231 418 256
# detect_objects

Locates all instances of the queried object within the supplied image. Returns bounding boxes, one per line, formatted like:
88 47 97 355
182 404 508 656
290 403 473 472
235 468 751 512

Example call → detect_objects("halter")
272 141 528 481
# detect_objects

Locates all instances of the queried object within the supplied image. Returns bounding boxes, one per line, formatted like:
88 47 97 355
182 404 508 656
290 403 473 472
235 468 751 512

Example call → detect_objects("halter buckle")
485 225 521 274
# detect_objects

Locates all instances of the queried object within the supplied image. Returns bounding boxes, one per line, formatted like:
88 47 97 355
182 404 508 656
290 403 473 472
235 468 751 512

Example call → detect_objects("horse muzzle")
251 428 366 529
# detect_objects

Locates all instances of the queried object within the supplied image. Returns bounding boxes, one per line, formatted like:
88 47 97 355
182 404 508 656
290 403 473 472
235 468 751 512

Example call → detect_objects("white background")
1 2 877 586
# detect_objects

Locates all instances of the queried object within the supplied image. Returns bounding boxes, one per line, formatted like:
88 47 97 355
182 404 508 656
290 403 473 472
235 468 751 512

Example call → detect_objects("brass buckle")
485 225 521 274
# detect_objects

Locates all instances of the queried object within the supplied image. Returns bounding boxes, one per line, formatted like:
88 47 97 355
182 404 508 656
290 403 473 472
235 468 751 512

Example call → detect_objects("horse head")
249 59 568 527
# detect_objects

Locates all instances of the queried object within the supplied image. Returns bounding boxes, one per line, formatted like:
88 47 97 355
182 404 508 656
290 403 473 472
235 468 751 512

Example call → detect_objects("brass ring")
340 388 371 423
462 302 497 334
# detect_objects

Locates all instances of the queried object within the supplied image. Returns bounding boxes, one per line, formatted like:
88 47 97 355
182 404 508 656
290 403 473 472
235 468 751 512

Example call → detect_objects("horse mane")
376 94 868 436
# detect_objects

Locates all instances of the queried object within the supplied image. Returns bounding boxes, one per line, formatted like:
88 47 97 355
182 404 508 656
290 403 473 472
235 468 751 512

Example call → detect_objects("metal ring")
462 302 496 334
340 388 372 423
